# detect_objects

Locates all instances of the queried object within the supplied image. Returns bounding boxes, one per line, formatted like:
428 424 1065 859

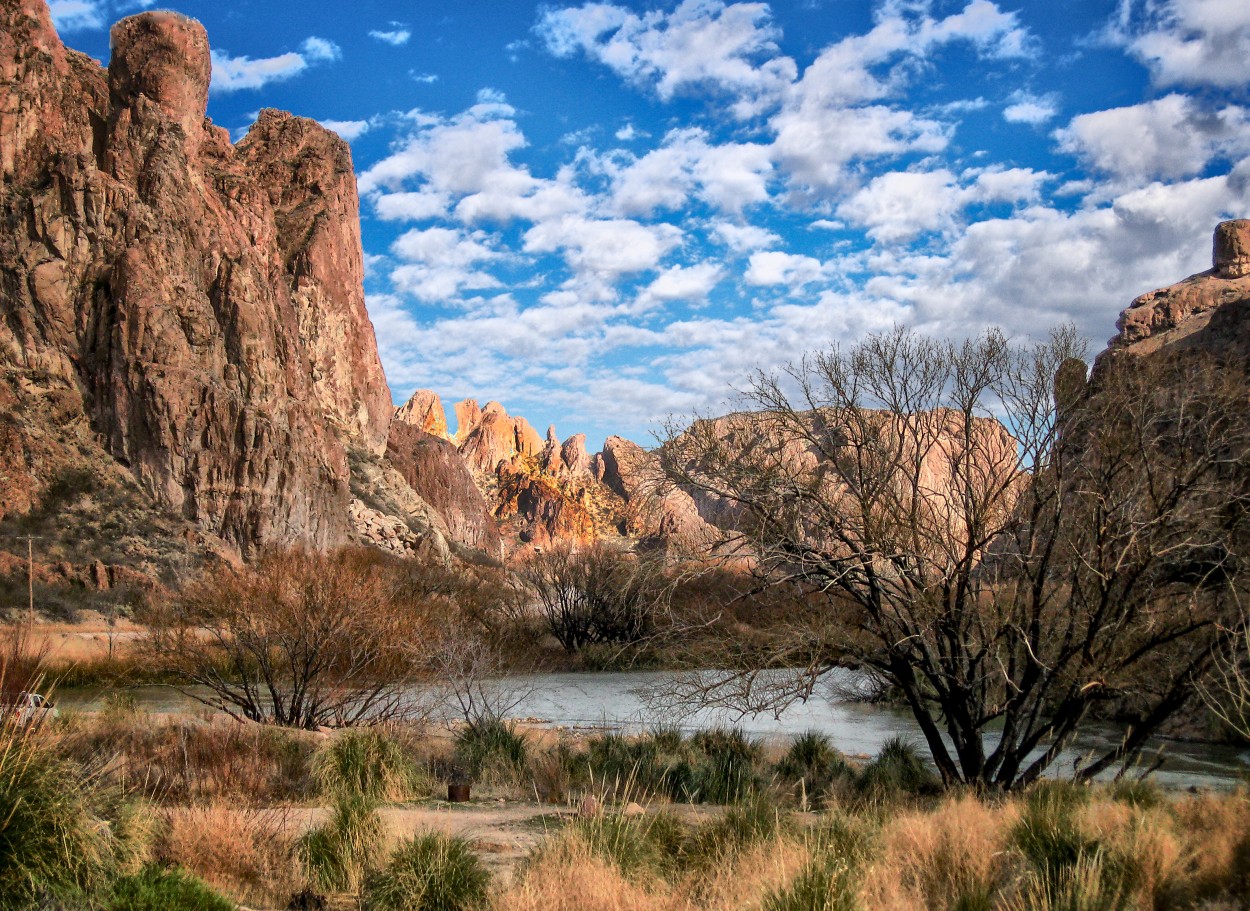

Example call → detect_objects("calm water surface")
59 669 1249 790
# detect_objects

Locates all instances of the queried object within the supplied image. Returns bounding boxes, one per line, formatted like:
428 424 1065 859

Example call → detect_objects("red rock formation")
395 389 451 440
0 1 395 556
599 435 717 545
561 433 592 476
1104 219 1250 364
452 399 483 443
385 421 501 557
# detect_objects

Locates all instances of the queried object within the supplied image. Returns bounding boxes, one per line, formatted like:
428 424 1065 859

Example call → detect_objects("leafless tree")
657 326 1250 790
517 541 668 653
143 548 442 728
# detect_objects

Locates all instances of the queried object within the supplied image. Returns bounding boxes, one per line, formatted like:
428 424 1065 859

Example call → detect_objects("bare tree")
518 541 667 653
658 326 1250 790
143 548 440 728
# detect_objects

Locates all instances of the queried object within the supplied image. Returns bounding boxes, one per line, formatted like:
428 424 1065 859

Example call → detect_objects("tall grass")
454 718 528 784
299 795 385 894
107 865 235 911
363 832 491 911
0 714 126 908
314 728 424 803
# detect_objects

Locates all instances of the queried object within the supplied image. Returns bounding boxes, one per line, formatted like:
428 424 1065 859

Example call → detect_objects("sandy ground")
24 615 144 664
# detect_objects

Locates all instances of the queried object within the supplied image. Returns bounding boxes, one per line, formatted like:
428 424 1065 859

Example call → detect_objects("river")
57 669 1249 790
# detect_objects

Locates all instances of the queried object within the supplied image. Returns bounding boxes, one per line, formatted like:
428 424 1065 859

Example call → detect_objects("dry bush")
498 837 677 911
684 836 812 911
143 547 443 728
157 800 302 906
58 714 318 804
863 795 1013 911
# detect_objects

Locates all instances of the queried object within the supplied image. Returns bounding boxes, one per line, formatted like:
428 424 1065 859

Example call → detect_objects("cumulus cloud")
745 251 829 288
1003 91 1060 124
1118 0 1250 88
389 227 503 301
1054 94 1250 186
524 216 683 281
537 0 797 118
712 221 781 252
210 37 341 93
637 262 724 310
321 118 371 141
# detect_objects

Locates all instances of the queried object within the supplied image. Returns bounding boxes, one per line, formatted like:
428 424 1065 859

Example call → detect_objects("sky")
50 0 1250 450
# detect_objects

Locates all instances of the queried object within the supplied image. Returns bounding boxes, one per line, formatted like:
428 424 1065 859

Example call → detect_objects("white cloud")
300 36 341 62
369 27 412 46
210 37 340 93
389 227 503 301
48 0 104 31
320 118 370 141
1054 94 1250 186
712 221 781 252
537 0 797 118
1003 91 1060 124
374 190 451 222
615 123 639 141
836 166 1047 242
745 251 828 288
1119 0 1250 88
411 72 440 84
524 216 683 281
638 262 724 309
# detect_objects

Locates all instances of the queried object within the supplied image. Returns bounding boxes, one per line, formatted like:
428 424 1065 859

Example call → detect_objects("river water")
58 669 1249 790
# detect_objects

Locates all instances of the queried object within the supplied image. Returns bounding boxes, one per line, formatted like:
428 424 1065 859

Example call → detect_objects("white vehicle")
2 691 58 726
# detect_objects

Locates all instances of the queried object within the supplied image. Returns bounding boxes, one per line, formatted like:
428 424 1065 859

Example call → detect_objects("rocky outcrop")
561 434 592 476
395 389 450 440
385 421 501 557
455 399 545 473
599 435 718 546
0 1 424 559
1105 220 1250 364
237 109 392 454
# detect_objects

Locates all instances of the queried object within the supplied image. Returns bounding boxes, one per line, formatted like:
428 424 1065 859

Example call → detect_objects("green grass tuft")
314 728 423 803
106 865 235 911
362 832 491 911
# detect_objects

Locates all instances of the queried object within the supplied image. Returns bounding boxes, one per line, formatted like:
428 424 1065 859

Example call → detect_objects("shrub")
690 728 763 804
776 731 855 807
762 852 860 911
0 720 116 908
299 796 384 895
688 795 788 863
565 810 686 881
454 719 528 783
1008 851 1133 911
314 729 423 803
107 865 235 911
362 833 490 911
855 737 939 799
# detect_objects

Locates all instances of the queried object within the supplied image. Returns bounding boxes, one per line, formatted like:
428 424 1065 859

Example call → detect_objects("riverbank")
8 705 1250 911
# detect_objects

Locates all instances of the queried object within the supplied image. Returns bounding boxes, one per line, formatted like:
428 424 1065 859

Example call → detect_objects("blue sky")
51 0 1250 450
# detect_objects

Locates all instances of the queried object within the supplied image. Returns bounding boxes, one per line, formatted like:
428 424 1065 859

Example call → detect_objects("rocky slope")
391 390 629 549
0 0 477 586
1100 219 1250 367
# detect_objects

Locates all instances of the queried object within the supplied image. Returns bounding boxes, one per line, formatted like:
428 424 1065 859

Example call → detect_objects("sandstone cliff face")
1102 220 1250 366
598 435 717 546
0 1 401 557
386 420 502 558
395 389 450 440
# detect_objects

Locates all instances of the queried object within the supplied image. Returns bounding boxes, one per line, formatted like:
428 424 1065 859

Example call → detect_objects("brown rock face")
1215 219 1250 280
385 421 502 557
0 2 394 556
1105 220 1250 365
561 433 591 476
237 109 392 453
600 435 717 546
395 389 450 440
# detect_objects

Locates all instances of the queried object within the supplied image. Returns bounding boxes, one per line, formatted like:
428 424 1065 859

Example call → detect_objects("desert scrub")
314 727 425 802
689 727 764 804
0 717 148 909
775 731 856 809
563 808 687 881
454 718 528 784
299 795 385 894
107 864 235 911
687 794 791 865
855 736 940 800
362 832 491 911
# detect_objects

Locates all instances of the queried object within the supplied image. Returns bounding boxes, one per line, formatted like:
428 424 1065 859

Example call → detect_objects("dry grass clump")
57 711 318 804
863 794 1010 911
497 838 677 911
157 800 302 906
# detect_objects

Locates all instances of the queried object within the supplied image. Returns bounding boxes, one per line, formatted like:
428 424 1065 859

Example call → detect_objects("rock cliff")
1102 219 1250 366
0 0 459 570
